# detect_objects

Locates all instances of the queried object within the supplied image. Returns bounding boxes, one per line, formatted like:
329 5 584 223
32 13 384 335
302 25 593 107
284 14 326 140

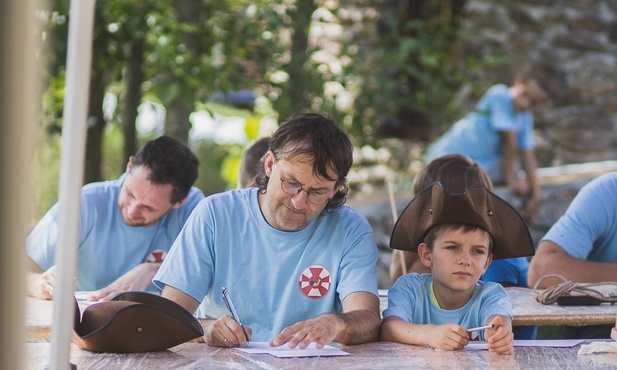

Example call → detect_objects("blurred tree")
162 0 204 145
342 0 467 143
35 0 470 215
274 0 319 119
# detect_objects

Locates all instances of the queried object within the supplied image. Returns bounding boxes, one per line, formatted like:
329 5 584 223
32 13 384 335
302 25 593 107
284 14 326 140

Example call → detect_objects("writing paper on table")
235 342 349 358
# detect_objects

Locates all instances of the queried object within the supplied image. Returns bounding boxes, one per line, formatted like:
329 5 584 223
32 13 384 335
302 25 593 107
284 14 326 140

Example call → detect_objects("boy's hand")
425 324 469 351
485 315 514 355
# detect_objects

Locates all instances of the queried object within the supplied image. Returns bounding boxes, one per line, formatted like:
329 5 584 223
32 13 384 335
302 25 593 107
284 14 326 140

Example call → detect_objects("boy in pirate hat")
381 182 534 354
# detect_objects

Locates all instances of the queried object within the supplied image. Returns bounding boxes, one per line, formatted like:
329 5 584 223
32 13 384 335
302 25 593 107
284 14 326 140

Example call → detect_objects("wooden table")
24 296 93 343
26 286 617 344
24 341 617 369
506 287 617 326
24 297 54 343
379 287 617 326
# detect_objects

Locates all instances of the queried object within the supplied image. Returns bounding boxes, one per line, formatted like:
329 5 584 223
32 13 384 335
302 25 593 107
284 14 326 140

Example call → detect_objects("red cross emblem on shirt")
298 265 331 299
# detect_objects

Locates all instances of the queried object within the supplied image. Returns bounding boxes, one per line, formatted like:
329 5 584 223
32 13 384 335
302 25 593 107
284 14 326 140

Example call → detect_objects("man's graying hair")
130 136 199 204
254 113 353 212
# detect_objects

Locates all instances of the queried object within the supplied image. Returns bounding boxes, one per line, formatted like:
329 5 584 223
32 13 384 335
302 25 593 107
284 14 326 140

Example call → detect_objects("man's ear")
171 196 187 209
418 243 432 268
126 156 134 172
263 150 275 177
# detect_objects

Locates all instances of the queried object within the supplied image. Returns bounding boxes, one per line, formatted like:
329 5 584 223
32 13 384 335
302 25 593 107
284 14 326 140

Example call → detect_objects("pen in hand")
465 324 494 333
222 287 249 344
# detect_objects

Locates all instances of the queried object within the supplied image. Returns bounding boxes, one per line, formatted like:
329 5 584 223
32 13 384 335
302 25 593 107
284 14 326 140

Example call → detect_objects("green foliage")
34 0 474 217
30 129 62 224
192 140 239 195
345 2 467 141
101 123 133 179
220 148 243 190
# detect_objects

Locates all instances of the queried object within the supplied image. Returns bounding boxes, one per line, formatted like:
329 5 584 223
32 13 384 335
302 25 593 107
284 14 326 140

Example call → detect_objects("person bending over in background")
424 63 564 224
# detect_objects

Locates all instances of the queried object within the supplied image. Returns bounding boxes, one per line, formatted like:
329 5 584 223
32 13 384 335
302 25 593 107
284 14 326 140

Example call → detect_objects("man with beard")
26 136 204 302
154 113 380 348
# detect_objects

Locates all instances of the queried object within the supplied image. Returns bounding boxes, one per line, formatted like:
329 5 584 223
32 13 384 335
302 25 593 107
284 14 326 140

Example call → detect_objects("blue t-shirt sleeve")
487 88 518 132
383 273 430 324
383 275 418 321
26 190 94 270
25 203 60 270
479 283 513 323
153 199 215 302
336 213 379 302
516 113 535 149
541 178 613 260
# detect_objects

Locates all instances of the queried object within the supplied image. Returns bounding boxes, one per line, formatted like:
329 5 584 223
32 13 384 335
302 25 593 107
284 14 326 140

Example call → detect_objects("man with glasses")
154 113 380 349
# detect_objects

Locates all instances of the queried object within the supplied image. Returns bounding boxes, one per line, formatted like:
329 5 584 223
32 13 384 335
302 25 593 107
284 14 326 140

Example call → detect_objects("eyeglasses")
280 177 331 205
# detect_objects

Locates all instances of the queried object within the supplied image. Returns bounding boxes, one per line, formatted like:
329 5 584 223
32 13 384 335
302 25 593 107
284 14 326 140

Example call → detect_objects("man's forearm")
521 150 540 194
529 250 617 287
141 262 162 283
332 309 381 345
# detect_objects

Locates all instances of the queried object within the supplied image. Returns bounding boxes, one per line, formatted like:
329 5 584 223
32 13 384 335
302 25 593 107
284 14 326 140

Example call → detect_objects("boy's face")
510 78 549 112
419 227 493 307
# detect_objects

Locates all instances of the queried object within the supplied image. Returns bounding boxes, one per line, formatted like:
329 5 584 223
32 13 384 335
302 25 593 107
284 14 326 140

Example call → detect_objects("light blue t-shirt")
384 273 512 341
541 172 617 263
26 174 205 291
425 84 535 173
153 187 379 342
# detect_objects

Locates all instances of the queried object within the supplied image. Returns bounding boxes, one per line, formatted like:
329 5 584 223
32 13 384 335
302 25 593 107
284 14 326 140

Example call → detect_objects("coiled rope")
532 274 617 305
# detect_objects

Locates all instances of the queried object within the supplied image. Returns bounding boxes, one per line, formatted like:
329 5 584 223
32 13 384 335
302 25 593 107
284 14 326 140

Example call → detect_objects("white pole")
49 0 95 369
386 179 406 275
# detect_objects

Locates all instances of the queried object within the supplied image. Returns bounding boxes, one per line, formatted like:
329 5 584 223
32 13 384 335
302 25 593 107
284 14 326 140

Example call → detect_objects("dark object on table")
73 291 203 353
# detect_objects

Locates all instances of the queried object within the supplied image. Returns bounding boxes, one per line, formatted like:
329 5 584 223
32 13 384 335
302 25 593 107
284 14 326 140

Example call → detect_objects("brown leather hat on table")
73 291 203 353
389 182 534 260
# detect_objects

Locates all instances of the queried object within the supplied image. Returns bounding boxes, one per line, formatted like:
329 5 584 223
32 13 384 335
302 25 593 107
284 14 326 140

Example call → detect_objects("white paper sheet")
235 342 349 358
464 339 584 351
74 291 96 302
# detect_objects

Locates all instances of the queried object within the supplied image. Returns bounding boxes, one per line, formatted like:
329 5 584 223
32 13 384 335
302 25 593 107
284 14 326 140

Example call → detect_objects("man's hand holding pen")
206 287 251 348
204 315 252 348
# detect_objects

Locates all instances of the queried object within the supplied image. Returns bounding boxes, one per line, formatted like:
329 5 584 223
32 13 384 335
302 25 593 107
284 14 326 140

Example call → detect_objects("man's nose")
127 202 141 217
290 190 309 209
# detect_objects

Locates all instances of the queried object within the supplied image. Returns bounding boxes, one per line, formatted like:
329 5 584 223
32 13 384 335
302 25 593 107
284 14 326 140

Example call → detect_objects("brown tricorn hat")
73 291 203 353
389 182 535 260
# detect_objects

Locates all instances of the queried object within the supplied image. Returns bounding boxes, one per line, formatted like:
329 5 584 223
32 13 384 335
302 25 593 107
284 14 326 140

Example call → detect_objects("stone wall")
457 0 617 167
